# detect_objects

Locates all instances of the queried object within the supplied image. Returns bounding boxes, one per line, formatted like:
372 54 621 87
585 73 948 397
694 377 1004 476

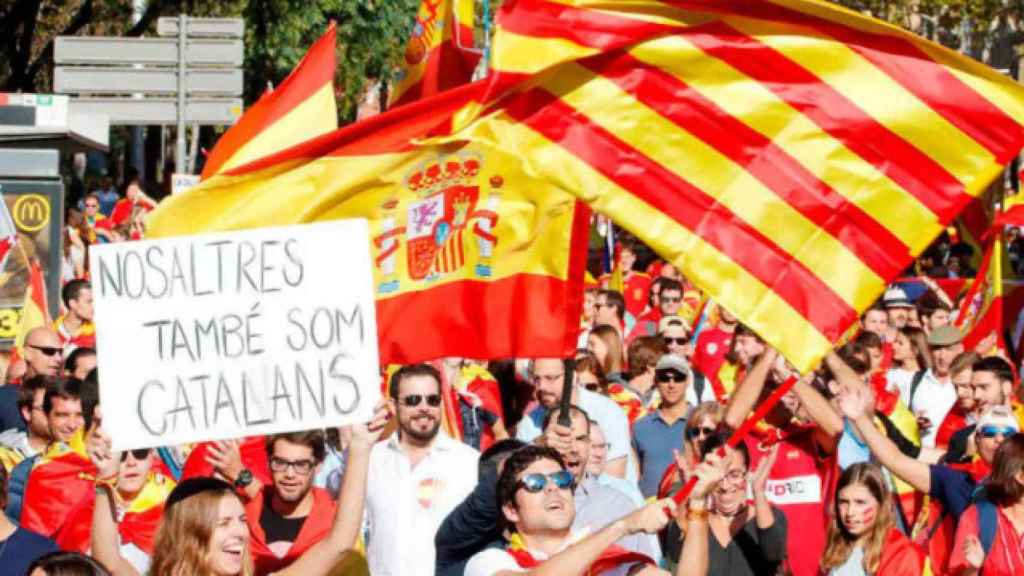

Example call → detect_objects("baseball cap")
926 325 963 347
655 354 691 376
976 405 1020 433
658 315 688 334
882 286 913 309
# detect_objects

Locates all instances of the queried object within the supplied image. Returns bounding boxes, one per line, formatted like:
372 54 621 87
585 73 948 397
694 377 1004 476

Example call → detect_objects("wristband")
687 508 709 522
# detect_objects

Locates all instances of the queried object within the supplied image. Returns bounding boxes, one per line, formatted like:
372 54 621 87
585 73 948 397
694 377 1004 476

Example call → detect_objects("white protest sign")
89 220 380 450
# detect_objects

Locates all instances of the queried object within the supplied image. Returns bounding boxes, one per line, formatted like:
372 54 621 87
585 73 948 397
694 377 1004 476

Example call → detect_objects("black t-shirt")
0 526 59 575
260 497 306 547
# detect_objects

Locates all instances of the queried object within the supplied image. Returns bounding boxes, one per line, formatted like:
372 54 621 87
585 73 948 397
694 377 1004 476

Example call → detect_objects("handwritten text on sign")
90 220 380 450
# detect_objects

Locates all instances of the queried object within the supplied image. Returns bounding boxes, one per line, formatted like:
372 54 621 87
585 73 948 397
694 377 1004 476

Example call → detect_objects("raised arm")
827 353 931 493
724 349 776 429
88 428 141 576
276 402 390 576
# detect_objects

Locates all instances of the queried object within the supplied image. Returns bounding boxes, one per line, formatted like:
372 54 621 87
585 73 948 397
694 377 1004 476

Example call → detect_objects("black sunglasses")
656 371 687 383
687 426 716 440
28 344 63 357
399 394 442 407
663 337 688 345
661 296 682 303
120 448 151 462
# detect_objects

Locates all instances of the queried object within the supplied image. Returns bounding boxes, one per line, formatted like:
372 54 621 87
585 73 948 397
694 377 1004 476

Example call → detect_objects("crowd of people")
3 188 1024 576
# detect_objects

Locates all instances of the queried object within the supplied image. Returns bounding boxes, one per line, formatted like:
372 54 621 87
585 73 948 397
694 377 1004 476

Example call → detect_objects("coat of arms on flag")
373 154 502 293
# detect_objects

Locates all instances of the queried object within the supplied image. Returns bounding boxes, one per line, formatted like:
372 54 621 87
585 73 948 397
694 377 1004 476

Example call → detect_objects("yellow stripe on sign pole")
628 35 944 253
542 62 884 311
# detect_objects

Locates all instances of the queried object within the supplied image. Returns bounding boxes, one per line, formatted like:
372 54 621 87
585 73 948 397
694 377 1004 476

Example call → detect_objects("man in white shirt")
366 364 480 576
887 324 962 447
516 358 630 479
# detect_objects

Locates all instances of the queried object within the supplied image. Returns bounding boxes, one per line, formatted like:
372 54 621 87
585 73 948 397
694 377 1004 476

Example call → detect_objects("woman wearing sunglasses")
656 402 724 500
820 463 924 576
662 433 785 575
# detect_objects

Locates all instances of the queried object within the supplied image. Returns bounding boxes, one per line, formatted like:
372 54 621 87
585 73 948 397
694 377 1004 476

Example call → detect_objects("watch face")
236 470 253 487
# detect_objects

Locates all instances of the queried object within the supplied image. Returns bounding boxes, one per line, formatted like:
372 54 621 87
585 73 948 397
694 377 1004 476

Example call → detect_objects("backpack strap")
692 371 706 403
908 370 927 412
972 486 998 557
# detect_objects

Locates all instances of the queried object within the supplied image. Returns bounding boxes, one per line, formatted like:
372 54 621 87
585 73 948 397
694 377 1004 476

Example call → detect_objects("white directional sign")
55 36 243 67
158 17 244 38
69 97 242 126
55 67 242 95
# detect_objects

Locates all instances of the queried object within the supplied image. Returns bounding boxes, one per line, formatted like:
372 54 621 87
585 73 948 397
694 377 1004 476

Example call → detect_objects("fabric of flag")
55 472 175 555
20 429 96 537
955 233 1009 357
952 183 998 273
444 0 1024 372
0 198 17 272
147 81 590 365
12 258 51 360
200 24 338 179
390 0 480 108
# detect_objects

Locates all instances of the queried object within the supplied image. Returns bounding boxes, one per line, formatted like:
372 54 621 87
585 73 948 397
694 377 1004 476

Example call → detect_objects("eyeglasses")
85 203 99 209
27 344 63 357
657 371 687 383
270 457 316 474
120 448 151 462
663 337 688 346
517 470 575 493
723 470 747 483
661 296 682 303
687 426 716 440
399 394 442 407
978 425 1017 439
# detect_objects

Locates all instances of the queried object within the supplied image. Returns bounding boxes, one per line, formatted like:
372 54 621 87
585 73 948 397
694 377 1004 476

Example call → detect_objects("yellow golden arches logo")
13 195 49 233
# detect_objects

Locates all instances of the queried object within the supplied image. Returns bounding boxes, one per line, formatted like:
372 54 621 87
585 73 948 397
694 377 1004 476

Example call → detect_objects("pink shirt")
950 504 1024 576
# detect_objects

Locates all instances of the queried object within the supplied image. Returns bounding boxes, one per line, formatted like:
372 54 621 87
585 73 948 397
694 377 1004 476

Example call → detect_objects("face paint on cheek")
858 504 878 527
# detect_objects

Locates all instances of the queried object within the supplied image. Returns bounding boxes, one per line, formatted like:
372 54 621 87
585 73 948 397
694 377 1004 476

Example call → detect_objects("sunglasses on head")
978 425 1017 439
687 426 715 440
656 370 687 383
120 448 151 462
518 470 575 493
663 337 688 345
27 344 63 357
399 394 442 407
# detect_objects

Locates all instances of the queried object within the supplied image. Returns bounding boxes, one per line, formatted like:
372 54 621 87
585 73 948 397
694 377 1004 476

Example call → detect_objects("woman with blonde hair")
587 324 626 383
821 462 924 576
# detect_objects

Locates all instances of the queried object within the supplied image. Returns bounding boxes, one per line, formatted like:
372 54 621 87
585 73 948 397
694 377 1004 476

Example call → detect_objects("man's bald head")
23 328 62 378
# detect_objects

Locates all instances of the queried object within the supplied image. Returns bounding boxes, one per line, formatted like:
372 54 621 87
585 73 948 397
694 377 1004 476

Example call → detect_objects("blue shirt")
1 525 59 575
929 464 979 518
632 411 687 498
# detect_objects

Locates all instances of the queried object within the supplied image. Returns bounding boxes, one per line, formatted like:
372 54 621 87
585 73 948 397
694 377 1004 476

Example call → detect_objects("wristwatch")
234 469 253 490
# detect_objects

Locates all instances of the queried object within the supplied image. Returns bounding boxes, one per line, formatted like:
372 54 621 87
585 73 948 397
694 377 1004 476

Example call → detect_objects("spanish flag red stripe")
580 50 909 279
497 0 678 47
506 88 856 339
680 21 969 219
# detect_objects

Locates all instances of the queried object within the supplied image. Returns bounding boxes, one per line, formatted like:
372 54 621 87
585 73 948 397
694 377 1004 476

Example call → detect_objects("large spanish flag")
20 429 96 537
148 82 589 364
12 258 51 360
200 24 338 179
389 0 480 107
955 232 1009 358
443 0 1024 372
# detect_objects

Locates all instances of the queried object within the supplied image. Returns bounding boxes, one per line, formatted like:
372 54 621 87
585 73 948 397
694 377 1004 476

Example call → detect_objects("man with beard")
366 364 480 576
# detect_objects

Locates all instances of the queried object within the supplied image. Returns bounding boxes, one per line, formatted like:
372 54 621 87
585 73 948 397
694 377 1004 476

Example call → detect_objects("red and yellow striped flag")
148 82 590 364
444 0 1024 372
200 23 338 179
389 0 480 107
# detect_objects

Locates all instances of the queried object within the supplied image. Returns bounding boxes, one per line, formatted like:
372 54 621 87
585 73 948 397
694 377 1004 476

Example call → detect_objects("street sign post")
54 16 244 174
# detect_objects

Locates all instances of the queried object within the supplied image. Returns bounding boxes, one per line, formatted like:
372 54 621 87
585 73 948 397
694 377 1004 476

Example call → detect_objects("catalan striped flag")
200 23 338 179
447 0 1024 372
147 80 590 364
389 0 480 107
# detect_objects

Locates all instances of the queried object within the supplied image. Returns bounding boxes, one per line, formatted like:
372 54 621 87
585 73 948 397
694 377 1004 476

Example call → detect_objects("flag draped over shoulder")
389 0 480 107
20 430 96 537
443 0 1024 372
147 81 590 364
200 24 338 179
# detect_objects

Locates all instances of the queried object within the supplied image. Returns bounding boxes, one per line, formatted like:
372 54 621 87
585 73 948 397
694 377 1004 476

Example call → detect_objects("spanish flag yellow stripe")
627 35 943 253
490 30 601 75
543 62 883 310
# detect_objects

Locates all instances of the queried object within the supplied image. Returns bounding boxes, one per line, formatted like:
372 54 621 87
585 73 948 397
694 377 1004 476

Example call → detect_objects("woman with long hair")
889 327 932 375
587 324 626 382
820 463 924 576
951 433 1024 575
90 404 390 576
574 353 609 394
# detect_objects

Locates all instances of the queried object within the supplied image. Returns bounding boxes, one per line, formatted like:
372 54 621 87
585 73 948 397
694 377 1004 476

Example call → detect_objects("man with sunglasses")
21 328 63 382
366 364 480 576
627 279 684 345
633 356 692 499
464 444 677 576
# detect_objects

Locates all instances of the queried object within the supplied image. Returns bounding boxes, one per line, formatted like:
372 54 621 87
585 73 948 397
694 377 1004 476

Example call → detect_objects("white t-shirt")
886 368 956 447
464 532 636 576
